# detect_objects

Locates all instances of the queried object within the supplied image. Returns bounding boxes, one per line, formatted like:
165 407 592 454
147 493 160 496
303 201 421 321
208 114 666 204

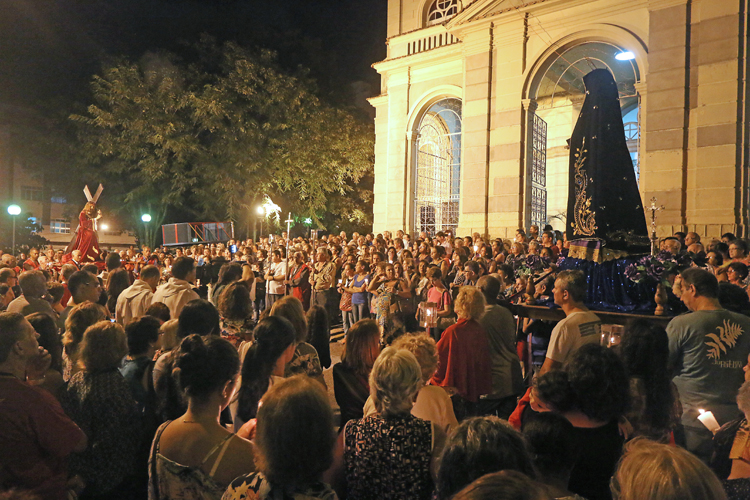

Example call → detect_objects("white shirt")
115 280 154 326
266 260 287 295
546 311 602 364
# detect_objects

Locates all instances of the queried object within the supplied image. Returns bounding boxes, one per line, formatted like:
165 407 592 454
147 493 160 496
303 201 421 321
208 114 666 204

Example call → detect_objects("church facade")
369 0 750 240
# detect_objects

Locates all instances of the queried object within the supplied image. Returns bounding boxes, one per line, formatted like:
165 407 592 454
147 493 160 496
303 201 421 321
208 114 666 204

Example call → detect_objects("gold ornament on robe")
571 138 597 236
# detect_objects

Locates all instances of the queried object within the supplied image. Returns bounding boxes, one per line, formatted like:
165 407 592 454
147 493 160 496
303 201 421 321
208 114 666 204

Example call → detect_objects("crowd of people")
1 224 750 500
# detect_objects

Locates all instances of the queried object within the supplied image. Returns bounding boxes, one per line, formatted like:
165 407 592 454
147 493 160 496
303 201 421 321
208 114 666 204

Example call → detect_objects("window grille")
529 113 548 229
427 0 459 26
414 98 462 237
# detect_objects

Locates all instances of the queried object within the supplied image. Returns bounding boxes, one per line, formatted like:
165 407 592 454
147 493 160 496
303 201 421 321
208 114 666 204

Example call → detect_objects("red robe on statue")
64 209 102 264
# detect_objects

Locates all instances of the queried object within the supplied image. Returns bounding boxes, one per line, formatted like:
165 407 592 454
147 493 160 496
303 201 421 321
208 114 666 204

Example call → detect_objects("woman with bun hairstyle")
148 334 255 500
233 316 297 431
153 299 221 421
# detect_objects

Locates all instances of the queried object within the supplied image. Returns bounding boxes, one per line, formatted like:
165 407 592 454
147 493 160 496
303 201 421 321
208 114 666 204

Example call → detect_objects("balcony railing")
407 33 459 56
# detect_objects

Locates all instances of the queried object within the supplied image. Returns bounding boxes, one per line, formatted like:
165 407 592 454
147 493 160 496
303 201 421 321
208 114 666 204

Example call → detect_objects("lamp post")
7 204 21 255
256 206 264 240
141 213 151 249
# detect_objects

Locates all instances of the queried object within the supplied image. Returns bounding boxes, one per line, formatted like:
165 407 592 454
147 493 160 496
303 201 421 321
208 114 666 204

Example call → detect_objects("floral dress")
372 280 400 331
220 317 254 348
284 342 323 378
344 414 433 500
63 369 141 496
222 472 338 500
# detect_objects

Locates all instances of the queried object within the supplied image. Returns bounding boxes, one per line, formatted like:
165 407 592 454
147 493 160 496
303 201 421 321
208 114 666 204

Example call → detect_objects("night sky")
0 0 387 110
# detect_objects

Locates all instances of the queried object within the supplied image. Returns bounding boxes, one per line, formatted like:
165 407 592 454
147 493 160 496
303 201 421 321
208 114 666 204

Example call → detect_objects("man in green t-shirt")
668 267 750 461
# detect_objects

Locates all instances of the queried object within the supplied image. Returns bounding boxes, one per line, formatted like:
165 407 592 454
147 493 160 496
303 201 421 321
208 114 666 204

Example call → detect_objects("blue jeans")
351 302 369 324
342 310 355 333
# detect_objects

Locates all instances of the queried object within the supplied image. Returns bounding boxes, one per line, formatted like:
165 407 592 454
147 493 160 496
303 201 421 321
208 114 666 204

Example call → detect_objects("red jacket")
430 318 492 403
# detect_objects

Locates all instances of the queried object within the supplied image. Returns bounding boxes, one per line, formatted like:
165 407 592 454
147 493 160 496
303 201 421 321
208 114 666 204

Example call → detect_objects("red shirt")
0 376 86 499
430 318 492 402
23 259 39 271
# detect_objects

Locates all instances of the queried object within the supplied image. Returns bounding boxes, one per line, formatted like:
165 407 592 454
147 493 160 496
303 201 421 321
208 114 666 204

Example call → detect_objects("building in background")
0 119 136 252
370 0 749 240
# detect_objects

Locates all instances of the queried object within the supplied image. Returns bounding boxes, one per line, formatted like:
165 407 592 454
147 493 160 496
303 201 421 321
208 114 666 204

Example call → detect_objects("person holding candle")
667 268 750 462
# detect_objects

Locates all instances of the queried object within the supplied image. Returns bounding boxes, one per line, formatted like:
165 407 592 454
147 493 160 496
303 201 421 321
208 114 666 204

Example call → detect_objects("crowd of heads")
1 224 747 500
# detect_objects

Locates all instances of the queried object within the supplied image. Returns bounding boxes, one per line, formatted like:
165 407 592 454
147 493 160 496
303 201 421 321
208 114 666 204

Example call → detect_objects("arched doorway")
527 41 641 231
413 98 462 236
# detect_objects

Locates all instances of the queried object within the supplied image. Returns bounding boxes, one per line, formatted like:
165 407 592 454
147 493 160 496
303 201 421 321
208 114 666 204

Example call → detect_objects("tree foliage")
72 38 373 244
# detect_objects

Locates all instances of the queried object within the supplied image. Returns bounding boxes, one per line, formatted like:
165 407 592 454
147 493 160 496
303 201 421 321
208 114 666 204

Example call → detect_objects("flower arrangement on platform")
514 254 551 277
624 250 692 287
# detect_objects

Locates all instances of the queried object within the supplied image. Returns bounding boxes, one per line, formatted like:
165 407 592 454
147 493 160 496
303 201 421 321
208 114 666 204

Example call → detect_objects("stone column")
687 0 747 238
458 25 494 237
642 0 692 236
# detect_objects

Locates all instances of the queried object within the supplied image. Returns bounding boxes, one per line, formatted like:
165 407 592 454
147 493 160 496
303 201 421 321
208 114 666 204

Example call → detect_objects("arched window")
426 0 459 26
414 98 462 236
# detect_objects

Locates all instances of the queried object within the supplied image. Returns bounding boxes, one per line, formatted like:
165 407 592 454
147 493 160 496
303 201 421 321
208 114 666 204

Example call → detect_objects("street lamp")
256 206 264 239
7 204 21 255
141 213 151 249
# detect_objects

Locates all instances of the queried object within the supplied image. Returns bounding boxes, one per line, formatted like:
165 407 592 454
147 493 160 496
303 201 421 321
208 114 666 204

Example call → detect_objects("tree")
71 39 373 244
0 212 47 254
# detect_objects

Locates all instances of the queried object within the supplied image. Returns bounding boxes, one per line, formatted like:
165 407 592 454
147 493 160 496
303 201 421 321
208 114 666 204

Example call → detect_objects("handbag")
339 292 352 311
389 279 403 314
339 277 353 312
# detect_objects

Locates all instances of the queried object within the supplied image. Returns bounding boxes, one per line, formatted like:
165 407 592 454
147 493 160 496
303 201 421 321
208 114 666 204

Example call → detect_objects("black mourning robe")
565 69 649 252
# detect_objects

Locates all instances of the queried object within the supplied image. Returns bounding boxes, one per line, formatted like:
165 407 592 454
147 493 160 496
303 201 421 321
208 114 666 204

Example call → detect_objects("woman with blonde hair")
328 346 445 500
429 286 492 418
613 437 727 500
158 319 180 357
363 332 457 434
61 301 109 381
62 321 141 498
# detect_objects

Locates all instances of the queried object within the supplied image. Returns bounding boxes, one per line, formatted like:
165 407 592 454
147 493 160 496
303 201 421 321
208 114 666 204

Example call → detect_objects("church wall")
371 47 465 234
373 0 750 241
642 0 748 239
486 22 527 239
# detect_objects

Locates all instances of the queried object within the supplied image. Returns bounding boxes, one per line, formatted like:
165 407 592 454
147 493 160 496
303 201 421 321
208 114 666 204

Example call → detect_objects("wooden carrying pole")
285 213 292 295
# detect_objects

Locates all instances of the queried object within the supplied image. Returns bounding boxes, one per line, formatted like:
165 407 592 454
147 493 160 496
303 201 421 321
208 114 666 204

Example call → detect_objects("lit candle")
698 409 721 433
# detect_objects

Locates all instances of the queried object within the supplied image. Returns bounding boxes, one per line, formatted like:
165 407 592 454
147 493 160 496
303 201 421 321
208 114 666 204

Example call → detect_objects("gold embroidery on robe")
572 138 597 236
